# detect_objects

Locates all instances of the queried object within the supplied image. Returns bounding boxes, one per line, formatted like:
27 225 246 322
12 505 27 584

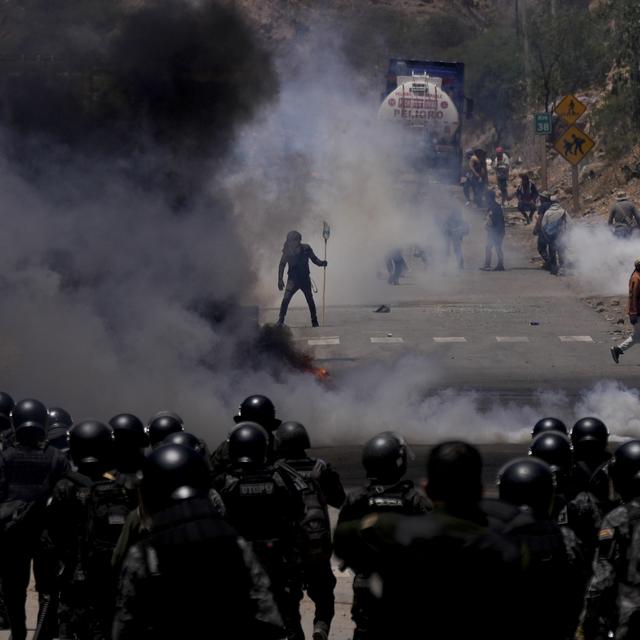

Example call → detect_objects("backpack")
292 460 331 558
75 474 131 580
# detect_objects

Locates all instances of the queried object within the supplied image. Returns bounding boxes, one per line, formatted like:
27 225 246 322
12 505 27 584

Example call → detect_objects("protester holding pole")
277 230 327 328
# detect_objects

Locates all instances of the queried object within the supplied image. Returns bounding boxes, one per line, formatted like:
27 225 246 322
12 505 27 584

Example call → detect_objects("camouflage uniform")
581 499 640 640
336 481 430 640
46 470 134 639
113 497 285 639
555 490 602 565
216 461 306 640
281 455 345 637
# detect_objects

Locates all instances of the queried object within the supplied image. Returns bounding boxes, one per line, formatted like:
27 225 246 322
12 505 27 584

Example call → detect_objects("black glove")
321 260 328 267
278 280 284 291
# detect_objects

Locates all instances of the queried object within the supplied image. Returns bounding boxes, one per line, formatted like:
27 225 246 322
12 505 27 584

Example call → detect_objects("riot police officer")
276 421 345 640
570 417 616 513
498 457 584 640
210 394 282 477
337 432 429 640
47 420 131 639
531 416 568 439
113 443 286 639
215 422 306 640
0 399 69 640
335 441 521 640
47 407 73 454
146 411 184 449
581 440 640 640
529 431 601 563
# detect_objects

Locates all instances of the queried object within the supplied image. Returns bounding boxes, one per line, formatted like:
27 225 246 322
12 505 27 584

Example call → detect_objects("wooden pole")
572 164 580 215
322 239 327 326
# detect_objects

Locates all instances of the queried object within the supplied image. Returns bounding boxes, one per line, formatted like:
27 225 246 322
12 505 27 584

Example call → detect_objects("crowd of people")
462 147 573 275
0 390 639 638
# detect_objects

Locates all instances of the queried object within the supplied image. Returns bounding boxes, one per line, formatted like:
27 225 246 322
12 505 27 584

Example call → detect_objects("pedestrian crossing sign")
553 125 595 166
554 94 586 125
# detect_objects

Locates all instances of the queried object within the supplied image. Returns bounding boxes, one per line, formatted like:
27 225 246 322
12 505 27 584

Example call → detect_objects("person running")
611 256 640 364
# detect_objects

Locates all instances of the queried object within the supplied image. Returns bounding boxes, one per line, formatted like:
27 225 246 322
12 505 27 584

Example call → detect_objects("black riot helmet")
571 417 609 461
498 457 555 517
610 440 640 501
47 408 73 452
110 413 148 449
11 398 48 444
228 422 268 466
147 411 184 447
529 432 572 473
48 407 72 429
0 391 15 432
531 417 568 439
276 421 311 458
140 444 211 515
162 431 208 458
286 230 302 243
68 420 114 472
233 395 281 432
362 431 410 484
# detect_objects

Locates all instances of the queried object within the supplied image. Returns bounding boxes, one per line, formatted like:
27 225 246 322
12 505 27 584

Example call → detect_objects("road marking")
559 336 594 342
433 337 467 343
308 337 340 346
496 336 530 343
370 336 404 344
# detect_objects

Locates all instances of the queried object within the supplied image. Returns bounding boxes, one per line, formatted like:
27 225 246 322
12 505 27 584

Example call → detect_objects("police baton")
322 221 330 326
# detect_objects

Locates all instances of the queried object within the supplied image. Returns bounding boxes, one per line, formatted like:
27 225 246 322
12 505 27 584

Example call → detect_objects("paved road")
263 208 635 396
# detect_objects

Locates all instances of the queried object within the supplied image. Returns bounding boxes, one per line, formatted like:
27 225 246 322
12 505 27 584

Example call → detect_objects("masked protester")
611 256 640 364
277 230 327 328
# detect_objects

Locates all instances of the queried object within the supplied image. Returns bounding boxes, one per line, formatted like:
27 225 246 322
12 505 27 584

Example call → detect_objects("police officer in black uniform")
337 432 429 640
46 407 73 455
529 431 601 564
531 416 568 439
0 399 69 640
146 411 184 449
277 230 327 327
497 457 585 640
47 420 131 640
113 443 286 639
570 417 617 514
215 422 306 640
276 421 345 640
210 394 282 477
335 441 521 640
110 413 148 492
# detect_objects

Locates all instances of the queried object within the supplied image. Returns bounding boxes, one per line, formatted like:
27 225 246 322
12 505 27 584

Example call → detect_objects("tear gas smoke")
0 4 636 451
566 225 640 295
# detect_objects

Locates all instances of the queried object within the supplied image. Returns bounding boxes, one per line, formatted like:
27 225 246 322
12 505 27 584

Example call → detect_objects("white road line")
433 337 467 343
308 337 340 346
370 337 404 344
496 336 530 343
559 336 594 343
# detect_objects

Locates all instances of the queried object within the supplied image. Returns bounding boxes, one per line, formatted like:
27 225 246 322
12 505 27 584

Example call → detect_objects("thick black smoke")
0 0 286 434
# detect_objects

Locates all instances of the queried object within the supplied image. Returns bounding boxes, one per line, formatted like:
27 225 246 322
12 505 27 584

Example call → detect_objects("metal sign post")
552 95 594 216
534 113 551 191
322 221 330 326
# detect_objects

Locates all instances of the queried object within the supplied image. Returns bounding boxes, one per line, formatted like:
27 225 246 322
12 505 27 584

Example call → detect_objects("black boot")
611 346 623 364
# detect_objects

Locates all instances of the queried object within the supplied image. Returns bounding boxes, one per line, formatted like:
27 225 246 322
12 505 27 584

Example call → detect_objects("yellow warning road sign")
554 125 595 166
554 94 586 125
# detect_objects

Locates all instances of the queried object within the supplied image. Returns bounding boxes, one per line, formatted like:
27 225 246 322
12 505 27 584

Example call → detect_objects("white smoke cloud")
566 224 640 295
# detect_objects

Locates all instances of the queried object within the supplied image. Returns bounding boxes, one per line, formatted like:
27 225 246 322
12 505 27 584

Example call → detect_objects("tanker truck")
378 59 473 182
